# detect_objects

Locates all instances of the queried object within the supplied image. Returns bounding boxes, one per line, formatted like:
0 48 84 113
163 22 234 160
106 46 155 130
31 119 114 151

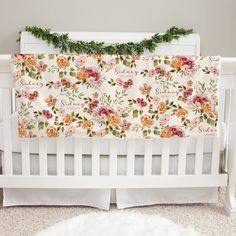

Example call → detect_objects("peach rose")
202 102 212 114
158 102 167 114
160 128 173 138
141 115 153 128
176 108 188 118
108 113 120 125
63 114 73 126
57 56 69 69
82 120 94 130
18 126 26 138
24 55 36 67
46 126 59 138
171 57 182 69
76 70 89 81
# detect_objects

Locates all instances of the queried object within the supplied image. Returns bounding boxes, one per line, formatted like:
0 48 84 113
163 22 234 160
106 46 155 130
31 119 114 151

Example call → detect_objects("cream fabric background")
0 0 235 56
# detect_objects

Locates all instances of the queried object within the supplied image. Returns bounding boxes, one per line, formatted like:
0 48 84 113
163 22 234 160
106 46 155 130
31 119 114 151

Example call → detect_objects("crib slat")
144 139 152 176
2 89 12 175
74 138 82 176
178 138 187 175
109 140 117 176
195 136 204 175
161 139 170 176
39 139 47 176
211 136 220 175
127 139 135 176
21 139 30 176
92 139 100 176
56 138 65 176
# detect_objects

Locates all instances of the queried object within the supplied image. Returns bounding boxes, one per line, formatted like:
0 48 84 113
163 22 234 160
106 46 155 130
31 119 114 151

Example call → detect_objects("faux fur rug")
34 212 202 236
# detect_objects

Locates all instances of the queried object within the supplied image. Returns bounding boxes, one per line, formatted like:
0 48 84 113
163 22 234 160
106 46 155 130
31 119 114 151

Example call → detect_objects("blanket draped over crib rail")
11 54 220 138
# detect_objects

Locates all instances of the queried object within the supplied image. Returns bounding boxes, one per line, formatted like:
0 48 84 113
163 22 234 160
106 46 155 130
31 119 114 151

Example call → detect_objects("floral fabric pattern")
11 54 220 138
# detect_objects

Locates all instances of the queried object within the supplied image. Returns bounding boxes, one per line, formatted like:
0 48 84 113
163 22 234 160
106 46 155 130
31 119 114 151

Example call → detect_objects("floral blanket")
11 54 220 138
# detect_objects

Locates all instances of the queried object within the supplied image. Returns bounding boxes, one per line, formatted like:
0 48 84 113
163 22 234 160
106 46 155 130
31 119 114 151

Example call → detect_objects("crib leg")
225 178 236 216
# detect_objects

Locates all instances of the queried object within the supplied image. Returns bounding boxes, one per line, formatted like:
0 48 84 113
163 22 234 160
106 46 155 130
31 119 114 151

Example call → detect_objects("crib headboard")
20 32 200 55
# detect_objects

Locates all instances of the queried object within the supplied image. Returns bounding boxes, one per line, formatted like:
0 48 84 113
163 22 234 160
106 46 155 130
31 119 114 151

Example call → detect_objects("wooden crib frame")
0 33 236 215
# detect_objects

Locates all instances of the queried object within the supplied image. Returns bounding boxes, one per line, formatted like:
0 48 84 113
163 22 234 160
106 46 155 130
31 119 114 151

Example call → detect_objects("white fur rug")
34 212 202 236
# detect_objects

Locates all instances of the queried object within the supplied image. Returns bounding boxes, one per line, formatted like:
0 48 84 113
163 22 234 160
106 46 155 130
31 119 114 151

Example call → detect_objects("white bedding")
1 113 223 209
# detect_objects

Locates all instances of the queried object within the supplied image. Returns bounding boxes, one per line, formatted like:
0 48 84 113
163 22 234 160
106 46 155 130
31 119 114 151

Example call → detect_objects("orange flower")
24 55 36 67
160 128 173 138
57 56 69 69
82 120 94 130
76 70 89 81
108 113 120 125
46 126 59 138
63 114 73 126
141 115 153 128
176 108 188 118
92 54 103 60
158 102 167 114
18 126 26 138
202 102 212 114
171 58 182 69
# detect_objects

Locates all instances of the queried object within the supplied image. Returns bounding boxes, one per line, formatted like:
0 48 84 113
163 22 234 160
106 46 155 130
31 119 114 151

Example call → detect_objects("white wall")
0 0 235 56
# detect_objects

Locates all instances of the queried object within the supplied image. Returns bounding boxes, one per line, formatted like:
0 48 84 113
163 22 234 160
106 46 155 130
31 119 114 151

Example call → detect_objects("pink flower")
42 110 53 119
116 79 123 86
13 71 22 81
190 117 201 129
75 55 86 67
139 83 151 95
28 91 39 101
45 95 57 107
11 54 24 63
96 129 106 137
85 67 101 86
65 126 76 137
148 69 156 77
136 98 147 107
155 67 166 76
119 119 131 132
58 108 65 117
21 90 29 98
107 58 116 69
89 100 99 111
210 66 219 76
35 61 47 73
160 114 170 126
54 81 62 89
187 81 193 87
152 96 160 105
123 79 133 89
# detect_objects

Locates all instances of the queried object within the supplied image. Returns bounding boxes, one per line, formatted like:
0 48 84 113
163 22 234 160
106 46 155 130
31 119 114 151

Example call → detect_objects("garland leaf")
24 26 193 55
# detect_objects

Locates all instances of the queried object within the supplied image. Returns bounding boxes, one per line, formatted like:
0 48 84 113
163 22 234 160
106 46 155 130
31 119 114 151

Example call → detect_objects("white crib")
0 32 236 215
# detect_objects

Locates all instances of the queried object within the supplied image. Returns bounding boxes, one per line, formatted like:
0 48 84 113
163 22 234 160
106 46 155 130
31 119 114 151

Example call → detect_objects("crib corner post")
224 86 236 216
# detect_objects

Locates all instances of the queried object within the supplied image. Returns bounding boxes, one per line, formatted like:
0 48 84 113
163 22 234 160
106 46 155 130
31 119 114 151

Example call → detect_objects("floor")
0 188 235 236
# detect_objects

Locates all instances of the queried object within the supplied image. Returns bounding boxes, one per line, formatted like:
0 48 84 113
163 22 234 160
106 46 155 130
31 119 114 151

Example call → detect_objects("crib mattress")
3 152 218 209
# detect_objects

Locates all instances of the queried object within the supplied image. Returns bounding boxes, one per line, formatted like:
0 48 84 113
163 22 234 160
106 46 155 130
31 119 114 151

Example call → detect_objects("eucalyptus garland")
24 26 193 55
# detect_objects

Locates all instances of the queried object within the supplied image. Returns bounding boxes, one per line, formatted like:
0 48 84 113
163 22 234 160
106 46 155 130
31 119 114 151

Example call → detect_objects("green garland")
24 26 193 55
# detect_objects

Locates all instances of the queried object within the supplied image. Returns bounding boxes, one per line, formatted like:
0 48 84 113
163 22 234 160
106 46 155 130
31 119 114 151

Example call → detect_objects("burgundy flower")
192 94 209 104
42 110 53 119
89 100 99 111
123 79 133 89
136 98 147 107
155 66 166 76
179 56 194 70
183 88 193 98
169 126 184 137
98 107 114 117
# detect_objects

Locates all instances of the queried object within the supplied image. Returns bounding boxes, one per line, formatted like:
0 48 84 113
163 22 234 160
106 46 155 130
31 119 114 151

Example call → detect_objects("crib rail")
0 56 235 189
